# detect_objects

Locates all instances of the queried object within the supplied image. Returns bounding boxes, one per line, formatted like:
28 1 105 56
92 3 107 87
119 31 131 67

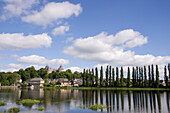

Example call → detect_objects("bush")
0 100 6 106
23 81 28 86
7 107 20 113
18 99 40 108
37 106 44 111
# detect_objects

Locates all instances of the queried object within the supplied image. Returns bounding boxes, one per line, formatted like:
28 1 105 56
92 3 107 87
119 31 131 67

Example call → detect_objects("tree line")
0 66 82 86
82 64 170 88
0 64 170 87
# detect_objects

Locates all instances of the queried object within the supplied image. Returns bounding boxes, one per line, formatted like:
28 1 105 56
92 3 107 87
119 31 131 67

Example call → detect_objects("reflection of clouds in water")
0 88 169 113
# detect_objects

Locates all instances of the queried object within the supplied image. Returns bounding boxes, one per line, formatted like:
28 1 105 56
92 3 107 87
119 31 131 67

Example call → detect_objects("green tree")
109 66 112 87
148 65 151 87
141 67 144 87
100 66 103 87
151 64 154 87
168 63 170 82
106 66 109 87
156 65 160 88
83 69 86 86
144 66 147 87
136 66 139 86
92 68 95 86
115 67 119 87
164 66 168 87
112 67 115 87
25 66 39 78
95 67 98 87
37 68 48 79
86 70 89 87
120 67 124 87
139 68 141 87
127 67 130 87
132 67 135 87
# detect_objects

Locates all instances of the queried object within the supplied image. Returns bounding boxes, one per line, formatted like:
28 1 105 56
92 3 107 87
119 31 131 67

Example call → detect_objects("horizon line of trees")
0 64 170 88
82 64 170 88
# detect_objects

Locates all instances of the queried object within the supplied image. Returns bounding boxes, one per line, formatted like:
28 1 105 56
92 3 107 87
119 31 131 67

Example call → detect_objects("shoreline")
43 87 170 91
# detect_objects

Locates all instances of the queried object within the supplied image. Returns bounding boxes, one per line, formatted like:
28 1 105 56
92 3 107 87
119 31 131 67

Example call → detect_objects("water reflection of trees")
0 88 169 113
81 90 169 113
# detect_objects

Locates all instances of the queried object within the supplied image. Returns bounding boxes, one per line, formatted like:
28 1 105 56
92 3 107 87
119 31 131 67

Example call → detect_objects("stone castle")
45 65 64 74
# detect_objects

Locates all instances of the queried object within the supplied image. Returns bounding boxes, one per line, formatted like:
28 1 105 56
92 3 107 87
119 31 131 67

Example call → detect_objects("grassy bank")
44 86 170 91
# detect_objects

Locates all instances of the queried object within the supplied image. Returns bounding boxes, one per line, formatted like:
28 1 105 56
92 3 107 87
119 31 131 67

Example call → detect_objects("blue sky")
0 0 170 78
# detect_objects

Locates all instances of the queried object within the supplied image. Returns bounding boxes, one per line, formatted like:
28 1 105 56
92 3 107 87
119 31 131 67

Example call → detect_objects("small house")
26 78 44 87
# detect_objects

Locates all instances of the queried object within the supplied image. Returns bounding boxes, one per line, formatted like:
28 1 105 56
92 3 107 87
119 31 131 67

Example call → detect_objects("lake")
0 88 169 113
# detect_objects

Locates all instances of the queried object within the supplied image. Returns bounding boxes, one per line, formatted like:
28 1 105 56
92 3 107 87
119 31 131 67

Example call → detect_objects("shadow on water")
0 88 169 113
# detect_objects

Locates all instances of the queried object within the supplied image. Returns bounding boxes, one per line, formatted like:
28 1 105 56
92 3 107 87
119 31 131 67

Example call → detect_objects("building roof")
26 78 44 82
58 65 64 72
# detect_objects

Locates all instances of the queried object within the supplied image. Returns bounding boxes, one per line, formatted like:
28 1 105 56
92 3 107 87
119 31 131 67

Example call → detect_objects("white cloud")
0 68 19 72
1 0 39 20
0 63 24 69
26 65 44 70
11 54 19 58
66 37 74 43
52 25 69 36
22 1 82 26
0 54 5 60
63 29 170 66
66 67 83 73
17 55 69 66
0 33 52 50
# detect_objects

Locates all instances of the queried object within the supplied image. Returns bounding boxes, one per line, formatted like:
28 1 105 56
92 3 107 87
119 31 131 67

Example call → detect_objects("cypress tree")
141 67 144 87
156 65 160 88
95 67 98 87
86 70 89 87
127 67 130 87
148 65 151 87
109 66 112 87
168 63 170 80
120 67 124 87
116 67 119 87
164 66 168 87
100 66 103 87
139 67 141 87
144 66 147 87
132 67 135 87
106 66 109 87
112 67 115 87
83 69 86 86
92 68 94 87
151 64 154 87
136 66 139 86
89 69 92 86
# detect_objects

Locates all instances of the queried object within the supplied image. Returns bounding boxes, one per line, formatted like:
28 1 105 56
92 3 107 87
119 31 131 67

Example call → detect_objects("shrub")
0 100 6 106
37 106 44 111
7 107 20 113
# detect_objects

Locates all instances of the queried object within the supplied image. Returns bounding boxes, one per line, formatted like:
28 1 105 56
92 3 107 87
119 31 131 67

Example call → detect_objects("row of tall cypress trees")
82 64 170 88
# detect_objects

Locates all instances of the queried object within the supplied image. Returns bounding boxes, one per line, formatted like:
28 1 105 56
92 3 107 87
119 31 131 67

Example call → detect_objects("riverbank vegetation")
0 100 6 106
7 107 20 113
0 64 170 88
18 99 40 108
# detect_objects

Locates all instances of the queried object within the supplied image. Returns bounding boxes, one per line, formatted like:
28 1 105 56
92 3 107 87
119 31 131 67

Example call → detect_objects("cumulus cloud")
0 63 24 69
17 55 69 66
1 0 39 20
22 1 82 26
11 54 19 58
63 29 170 66
52 25 69 36
0 33 52 50
66 37 74 43
66 67 83 73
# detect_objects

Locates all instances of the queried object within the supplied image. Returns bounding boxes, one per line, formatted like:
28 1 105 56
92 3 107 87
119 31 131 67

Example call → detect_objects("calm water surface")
0 88 169 113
